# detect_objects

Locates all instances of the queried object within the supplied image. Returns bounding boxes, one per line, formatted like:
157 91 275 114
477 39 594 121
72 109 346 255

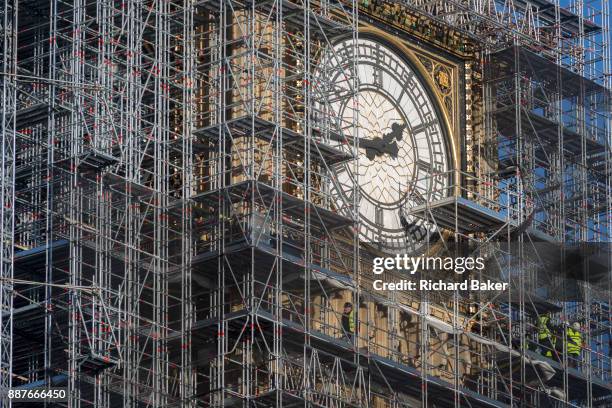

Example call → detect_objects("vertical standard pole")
68 1 85 405
181 0 195 405
45 0 58 400
273 0 283 405
0 0 16 405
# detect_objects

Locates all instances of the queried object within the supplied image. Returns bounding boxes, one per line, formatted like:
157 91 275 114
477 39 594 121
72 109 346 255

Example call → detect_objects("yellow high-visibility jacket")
538 315 552 340
567 327 582 355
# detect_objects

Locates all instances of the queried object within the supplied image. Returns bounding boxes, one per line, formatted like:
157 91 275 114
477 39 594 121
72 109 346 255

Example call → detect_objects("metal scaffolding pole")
1 0 610 407
0 0 16 406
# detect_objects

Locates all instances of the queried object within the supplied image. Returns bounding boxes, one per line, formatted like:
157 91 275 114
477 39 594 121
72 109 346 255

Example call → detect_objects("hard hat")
572 322 580 331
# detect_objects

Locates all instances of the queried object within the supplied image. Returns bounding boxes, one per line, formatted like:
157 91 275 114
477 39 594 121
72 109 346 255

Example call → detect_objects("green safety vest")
567 328 582 355
543 337 556 357
538 315 551 340
349 310 355 333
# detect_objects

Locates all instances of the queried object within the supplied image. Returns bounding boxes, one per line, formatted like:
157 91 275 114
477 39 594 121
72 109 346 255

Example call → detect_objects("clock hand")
325 130 383 157
383 122 406 144
362 122 406 160
324 122 406 160
359 138 386 160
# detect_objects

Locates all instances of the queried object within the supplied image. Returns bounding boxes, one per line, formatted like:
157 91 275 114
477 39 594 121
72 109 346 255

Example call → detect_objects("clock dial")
316 37 450 252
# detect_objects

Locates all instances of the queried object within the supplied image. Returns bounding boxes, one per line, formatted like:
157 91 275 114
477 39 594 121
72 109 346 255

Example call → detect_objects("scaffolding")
0 0 610 407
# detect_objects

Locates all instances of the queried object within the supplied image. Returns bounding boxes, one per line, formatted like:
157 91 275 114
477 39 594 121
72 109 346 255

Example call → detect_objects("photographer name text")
373 279 507 291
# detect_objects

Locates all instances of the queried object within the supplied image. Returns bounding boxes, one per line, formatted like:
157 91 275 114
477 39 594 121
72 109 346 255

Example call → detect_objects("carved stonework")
414 52 458 133
358 0 476 57
434 65 452 95
416 54 434 73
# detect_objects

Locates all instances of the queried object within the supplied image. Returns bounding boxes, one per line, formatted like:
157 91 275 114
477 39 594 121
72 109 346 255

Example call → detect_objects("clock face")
317 37 450 252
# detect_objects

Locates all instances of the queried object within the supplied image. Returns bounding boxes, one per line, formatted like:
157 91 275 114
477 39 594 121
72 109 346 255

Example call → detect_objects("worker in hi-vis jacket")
538 312 556 358
566 321 583 368
342 302 356 341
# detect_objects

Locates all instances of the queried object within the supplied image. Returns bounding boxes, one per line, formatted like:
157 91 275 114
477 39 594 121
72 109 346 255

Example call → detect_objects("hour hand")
361 123 405 160
325 122 406 160
361 137 400 160
360 138 383 161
